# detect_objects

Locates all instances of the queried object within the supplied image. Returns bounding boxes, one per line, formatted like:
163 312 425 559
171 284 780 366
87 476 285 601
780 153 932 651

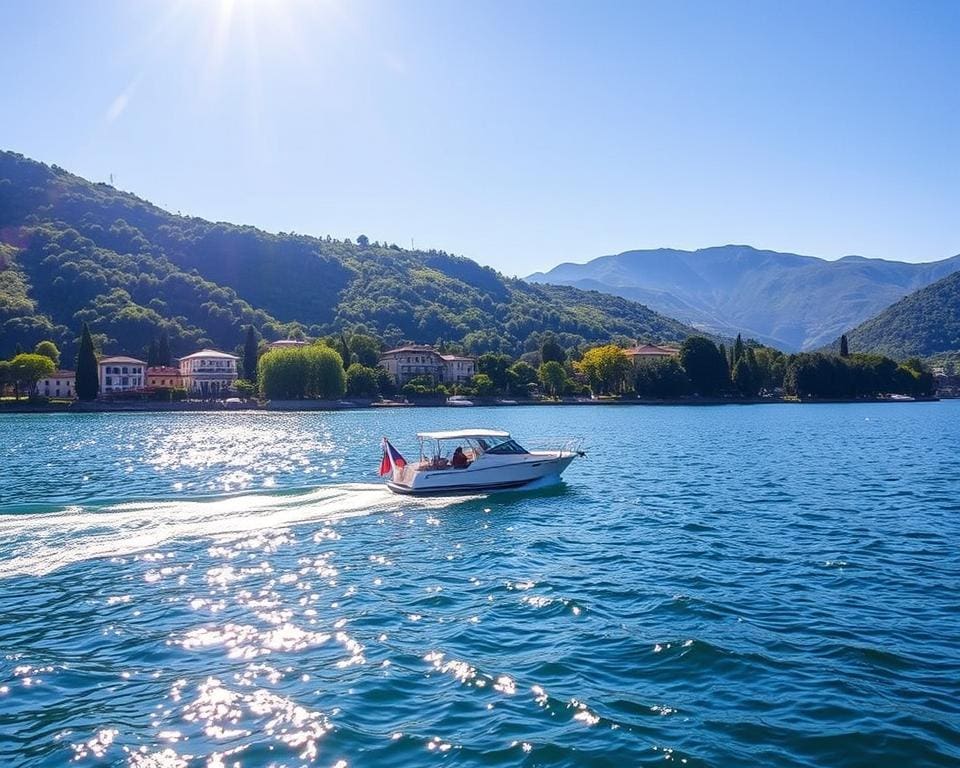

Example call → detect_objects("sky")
2 0 958 275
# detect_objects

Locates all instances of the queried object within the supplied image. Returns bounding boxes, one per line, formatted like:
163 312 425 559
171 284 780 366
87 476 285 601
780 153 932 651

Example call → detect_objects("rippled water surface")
1 404 959 767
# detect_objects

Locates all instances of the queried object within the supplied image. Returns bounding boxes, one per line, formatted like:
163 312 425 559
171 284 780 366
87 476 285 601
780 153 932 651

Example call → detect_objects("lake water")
1 403 959 767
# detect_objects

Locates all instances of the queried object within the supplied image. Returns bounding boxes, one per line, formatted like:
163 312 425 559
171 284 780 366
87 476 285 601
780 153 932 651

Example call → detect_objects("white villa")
179 349 239 396
99 356 147 394
379 346 476 386
36 370 76 399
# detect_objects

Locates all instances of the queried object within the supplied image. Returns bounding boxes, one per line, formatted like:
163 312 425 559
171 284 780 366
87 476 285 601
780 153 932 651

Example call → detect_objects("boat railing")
523 437 585 456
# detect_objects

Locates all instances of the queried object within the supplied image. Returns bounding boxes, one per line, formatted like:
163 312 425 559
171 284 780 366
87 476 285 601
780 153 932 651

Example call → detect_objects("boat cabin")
415 429 529 469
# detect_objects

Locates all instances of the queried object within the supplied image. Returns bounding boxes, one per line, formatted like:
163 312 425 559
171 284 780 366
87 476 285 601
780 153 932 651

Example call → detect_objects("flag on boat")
379 438 408 476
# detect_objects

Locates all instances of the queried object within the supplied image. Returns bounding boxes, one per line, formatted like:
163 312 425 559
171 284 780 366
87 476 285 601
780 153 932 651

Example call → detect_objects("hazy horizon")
3 0 958 275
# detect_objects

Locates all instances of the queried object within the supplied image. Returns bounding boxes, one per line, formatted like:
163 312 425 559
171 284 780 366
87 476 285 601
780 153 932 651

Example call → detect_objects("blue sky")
2 0 957 274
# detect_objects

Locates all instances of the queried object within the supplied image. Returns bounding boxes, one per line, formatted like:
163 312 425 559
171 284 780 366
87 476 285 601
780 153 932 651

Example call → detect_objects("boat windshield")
483 437 528 455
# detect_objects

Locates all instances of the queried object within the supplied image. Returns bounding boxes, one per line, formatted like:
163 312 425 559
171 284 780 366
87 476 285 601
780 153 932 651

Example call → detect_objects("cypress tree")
158 331 171 367
75 323 99 400
243 325 259 381
718 343 729 373
338 334 351 369
147 339 159 367
839 334 849 357
733 333 745 366
14 342 23 356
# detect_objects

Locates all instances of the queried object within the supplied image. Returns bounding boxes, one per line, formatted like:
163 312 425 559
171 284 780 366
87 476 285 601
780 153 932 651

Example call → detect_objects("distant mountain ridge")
0 150 697 359
527 245 960 351
843 270 960 359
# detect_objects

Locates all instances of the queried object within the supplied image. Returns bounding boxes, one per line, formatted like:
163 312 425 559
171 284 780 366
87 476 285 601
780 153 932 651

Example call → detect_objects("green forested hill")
0 150 695 360
843 271 960 359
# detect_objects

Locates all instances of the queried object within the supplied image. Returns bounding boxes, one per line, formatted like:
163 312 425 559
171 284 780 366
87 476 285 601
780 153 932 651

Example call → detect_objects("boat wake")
0 483 476 579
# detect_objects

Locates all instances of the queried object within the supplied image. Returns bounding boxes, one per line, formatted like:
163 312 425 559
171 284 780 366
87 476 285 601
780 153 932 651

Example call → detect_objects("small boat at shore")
380 429 583 494
446 395 475 407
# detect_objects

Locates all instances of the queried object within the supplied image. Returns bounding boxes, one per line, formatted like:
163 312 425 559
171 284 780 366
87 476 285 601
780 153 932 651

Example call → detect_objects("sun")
105 0 344 124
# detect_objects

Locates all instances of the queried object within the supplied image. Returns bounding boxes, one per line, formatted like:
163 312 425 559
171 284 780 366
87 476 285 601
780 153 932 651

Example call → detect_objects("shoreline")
0 395 944 415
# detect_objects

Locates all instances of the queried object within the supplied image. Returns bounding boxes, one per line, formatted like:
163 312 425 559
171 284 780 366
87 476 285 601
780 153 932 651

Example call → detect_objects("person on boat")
451 446 469 469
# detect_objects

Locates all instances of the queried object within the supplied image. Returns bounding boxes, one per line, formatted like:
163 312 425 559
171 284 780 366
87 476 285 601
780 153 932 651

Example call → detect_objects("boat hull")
386 452 576 495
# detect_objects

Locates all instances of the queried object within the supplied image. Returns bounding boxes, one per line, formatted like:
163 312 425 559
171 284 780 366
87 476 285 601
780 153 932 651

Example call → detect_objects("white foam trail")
0 483 477 578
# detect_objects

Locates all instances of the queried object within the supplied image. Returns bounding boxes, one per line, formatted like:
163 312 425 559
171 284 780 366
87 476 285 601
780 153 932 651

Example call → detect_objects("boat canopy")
416 429 510 441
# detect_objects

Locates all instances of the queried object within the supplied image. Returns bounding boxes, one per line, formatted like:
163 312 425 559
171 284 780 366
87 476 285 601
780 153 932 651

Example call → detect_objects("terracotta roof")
179 349 240 360
382 346 443 355
624 344 679 357
441 354 475 362
99 356 147 365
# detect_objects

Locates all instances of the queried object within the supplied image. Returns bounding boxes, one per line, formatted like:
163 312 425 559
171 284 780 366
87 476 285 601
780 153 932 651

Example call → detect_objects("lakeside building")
440 354 476 386
35 370 76 399
146 366 184 389
268 339 308 350
379 346 477 386
624 343 681 363
99 356 147 394
179 349 239 396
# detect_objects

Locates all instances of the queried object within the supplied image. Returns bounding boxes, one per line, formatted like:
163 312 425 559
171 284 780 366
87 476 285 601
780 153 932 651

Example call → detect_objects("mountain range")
527 246 960 351
0 150 695 360
843 270 960 359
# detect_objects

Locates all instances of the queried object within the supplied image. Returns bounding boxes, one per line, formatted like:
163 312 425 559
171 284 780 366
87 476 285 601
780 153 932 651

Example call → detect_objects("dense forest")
842 270 960 359
0 150 696 361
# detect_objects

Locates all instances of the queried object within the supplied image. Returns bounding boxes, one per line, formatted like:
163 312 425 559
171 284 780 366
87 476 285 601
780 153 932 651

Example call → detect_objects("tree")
752 346 786 392
337 334 351 369
356 234 370 247
839 334 849 357
377 368 397 399
507 360 538 396
243 325 259 381
900 357 934 396
540 334 566 365
348 334 382 368
147 338 159 367
14 343 23 356
10 353 55 399
158 331 171 367
0 360 10 397
679 336 729 395
471 373 495 396
34 340 61 368
75 323 99 400
575 345 632 395
258 344 346 399
234 379 256 399
732 334 745 367
477 353 513 393
345 363 380 398
634 357 689 398
538 361 567 398
732 357 759 397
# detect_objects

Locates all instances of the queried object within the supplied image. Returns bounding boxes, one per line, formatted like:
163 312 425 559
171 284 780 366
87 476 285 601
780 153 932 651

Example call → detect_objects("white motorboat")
380 429 583 495
446 396 475 407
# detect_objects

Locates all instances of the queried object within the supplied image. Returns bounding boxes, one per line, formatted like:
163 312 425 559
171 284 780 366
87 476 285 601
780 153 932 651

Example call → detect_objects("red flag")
379 439 407 476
